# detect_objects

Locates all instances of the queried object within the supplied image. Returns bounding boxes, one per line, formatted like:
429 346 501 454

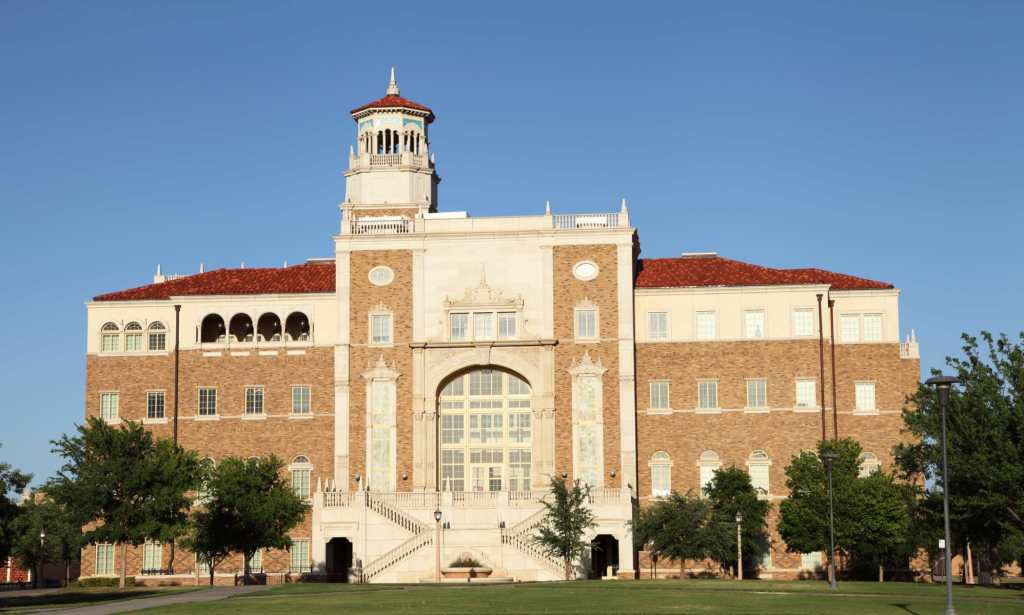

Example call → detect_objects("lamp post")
926 374 960 615
434 508 442 583
735 511 743 581
38 528 45 589
821 452 838 591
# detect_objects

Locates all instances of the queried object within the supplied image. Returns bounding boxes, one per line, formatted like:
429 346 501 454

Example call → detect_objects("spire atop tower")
386 67 400 96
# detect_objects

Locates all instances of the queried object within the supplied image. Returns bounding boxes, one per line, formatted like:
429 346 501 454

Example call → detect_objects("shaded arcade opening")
325 537 354 582
589 534 619 579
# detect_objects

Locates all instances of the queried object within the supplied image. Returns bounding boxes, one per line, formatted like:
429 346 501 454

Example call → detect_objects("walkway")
57 585 268 614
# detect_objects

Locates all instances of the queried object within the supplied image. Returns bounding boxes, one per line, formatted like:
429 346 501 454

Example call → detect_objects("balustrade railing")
350 217 413 235
552 213 620 229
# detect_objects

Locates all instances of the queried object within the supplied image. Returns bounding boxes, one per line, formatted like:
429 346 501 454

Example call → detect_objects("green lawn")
140 580 1024 615
0 586 197 613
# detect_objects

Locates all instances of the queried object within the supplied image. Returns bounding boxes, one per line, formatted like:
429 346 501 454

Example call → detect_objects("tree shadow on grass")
0 589 178 611
891 604 923 615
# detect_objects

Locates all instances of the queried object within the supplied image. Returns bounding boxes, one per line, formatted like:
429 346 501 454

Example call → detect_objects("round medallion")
368 266 394 286
572 261 599 281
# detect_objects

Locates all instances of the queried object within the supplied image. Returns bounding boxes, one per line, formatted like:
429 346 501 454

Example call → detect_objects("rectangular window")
142 542 162 572
649 381 670 411
469 414 503 443
291 386 311 414
699 464 720 494
125 332 144 352
840 314 860 342
146 391 165 419
198 388 217 416
749 464 770 496
651 464 671 497
247 549 262 572
647 312 669 341
497 312 517 339
508 449 531 492
695 311 717 340
96 543 115 576
792 309 814 337
508 413 531 443
473 312 494 340
698 380 718 410
370 313 392 345
245 387 264 415
744 310 766 338
441 414 464 445
291 468 311 499
746 379 767 409
575 309 597 340
855 382 877 412
100 392 119 422
289 539 310 573
469 370 502 396
449 313 468 341
440 449 465 492
795 379 817 409
863 313 883 341
800 551 822 571
101 333 120 353
148 332 166 351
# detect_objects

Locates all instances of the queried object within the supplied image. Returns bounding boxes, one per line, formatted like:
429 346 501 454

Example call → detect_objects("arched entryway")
326 537 353 582
590 534 619 579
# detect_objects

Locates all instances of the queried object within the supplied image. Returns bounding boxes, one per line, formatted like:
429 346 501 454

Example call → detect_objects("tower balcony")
344 208 631 236
348 152 431 172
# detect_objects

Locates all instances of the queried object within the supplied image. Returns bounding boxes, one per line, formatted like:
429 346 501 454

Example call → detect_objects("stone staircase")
361 493 431 581
500 507 565 577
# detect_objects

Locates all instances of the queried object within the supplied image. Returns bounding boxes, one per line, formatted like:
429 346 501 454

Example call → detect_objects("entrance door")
325 538 353 582
590 535 619 579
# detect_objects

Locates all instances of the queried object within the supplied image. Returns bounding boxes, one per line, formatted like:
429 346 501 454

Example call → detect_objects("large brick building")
80 70 920 584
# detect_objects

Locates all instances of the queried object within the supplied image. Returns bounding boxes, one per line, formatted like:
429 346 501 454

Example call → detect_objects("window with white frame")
197 554 211 575
473 312 494 340
800 551 823 571
100 392 119 422
244 387 264 415
147 322 167 351
290 456 311 498
571 364 605 488
146 391 165 419
198 388 217 416
650 451 672 497
863 313 882 341
859 452 882 477
292 386 311 414
744 310 766 339
367 365 397 492
124 322 144 352
649 380 670 412
100 322 120 352
498 312 517 339
697 380 718 411
747 450 770 497
142 541 162 573
695 311 717 340
855 382 876 413
289 539 310 573
746 379 767 409
795 379 817 409
698 450 721 496
96 543 115 575
247 549 262 572
792 309 814 337
575 308 597 340
449 313 469 341
369 312 392 345
647 312 669 341
839 314 860 342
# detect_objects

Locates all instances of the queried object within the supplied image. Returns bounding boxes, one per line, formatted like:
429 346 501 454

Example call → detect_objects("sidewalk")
56 585 268 614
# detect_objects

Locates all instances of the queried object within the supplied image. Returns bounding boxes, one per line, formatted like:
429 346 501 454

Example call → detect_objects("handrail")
363 531 433 581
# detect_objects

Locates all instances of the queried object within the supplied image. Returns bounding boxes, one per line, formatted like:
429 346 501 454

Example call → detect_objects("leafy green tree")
11 496 83 587
896 331 1024 578
0 445 31 564
633 491 714 578
47 417 203 589
183 456 308 586
844 471 913 581
703 466 770 577
533 476 597 580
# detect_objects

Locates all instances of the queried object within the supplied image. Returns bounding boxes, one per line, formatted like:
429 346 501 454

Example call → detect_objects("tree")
47 417 203 589
533 476 597 580
183 456 308 586
11 496 83 587
844 472 913 581
0 445 31 564
633 491 714 578
703 466 770 577
895 331 1024 578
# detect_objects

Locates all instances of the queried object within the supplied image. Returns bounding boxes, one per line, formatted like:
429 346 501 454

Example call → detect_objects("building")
79 70 920 584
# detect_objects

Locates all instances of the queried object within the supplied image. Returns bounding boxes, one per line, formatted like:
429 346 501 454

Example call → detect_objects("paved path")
53 585 268 614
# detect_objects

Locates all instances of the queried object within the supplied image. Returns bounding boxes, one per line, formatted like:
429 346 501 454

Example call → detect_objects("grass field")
0 586 196 613
139 580 1023 615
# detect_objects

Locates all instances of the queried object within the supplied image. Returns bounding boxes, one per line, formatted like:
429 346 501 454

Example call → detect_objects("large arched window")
100 322 120 353
147 322 167 351
859 452 881 478
256 313 282 342
290 455 312 499
747 450 771 497
285 311 310 341
649 451 672 497
438 368 532 492
229 313 254 342
200 314 225 343
698 450 722 495
124 322 144 352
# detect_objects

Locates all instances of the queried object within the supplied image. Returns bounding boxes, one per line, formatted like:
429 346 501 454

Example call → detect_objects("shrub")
72 576 135 588
449 554 483 568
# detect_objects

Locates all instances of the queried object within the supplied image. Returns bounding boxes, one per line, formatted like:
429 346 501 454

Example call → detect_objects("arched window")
100 322 120 353
438 368 532 492
376 130 383 154
228 313 254 343
196 457 215 504
256 313 282 342
649 451 672 497
290 455 312 499
124 322 144 352
285 311 310 341
698 450 722 495
747 450 771 497
148 322 167 351
859 452 881 477
200 314 225 343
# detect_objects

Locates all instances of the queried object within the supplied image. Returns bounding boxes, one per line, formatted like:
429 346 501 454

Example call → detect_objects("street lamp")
434 508 443 583
821 452 838 591
735 511 743 580
926 374 960 615
38 528 46 589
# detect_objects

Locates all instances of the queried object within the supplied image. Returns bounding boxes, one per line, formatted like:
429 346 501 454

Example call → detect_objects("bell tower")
341 68 439 227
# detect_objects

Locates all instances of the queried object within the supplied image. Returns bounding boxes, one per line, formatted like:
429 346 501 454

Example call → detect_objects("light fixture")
434 509 442 523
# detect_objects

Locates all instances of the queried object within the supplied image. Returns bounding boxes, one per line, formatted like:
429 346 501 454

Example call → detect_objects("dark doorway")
590 534 619 579
326 538 353 582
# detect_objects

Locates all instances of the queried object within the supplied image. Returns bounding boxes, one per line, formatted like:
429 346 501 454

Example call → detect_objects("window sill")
743 408 770 414
288 413 314 420
645 408 673 416
368 342 394 348
853 410 879 416
195 415 220 421
694 408 721 415
241 414 267 421
793 406 821 413
142 417 168 425
573 338 600 344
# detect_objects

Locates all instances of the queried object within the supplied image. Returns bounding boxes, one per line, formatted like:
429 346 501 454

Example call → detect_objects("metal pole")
736 516 743 581
825 455 837 591
816 294 827 442
939 384 956 615
828 297 838 441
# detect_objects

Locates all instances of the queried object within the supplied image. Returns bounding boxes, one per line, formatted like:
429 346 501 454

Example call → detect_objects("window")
840 314 860 342
247 549 262 572
440 449 465 491
795 379 817 409
96 543 115 575
148 322 167 351
289 539 310 573
473 312 494 340
100 322 120 352
697 380 718 411
698 451 721 495
744 310 766 339
863 313 882 341
498 312 517 339
124 322 144 352
746 379 767 409
147 391 165 419
855 382 876 413
370 313 392 345
648 312 669 341
449 313 469 341
291 456 311 499
198 388 217 416
368 376 396 492
650 451 672 497
695 311 717 340
747 450 770 497
142 541 162 573
508 449 531 491
859 452 882 477
649 380 670 412
292 386 311 414
575 309 597 340
792 309 814 337
197 554 211 575
800 552 823 571
245 387 264 415
100 392 119 422
368 265 394 286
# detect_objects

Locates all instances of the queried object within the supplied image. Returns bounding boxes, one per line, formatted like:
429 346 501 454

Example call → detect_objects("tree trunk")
209 563 215 587
878 564 884 583
65 560 70 587
119 542 128 589
243 551 250 586
564 556 571 581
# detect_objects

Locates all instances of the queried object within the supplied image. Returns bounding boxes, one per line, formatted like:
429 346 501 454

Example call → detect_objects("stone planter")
441 566 493 580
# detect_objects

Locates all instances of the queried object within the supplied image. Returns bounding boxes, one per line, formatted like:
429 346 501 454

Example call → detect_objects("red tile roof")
93 262 336 302
635 255 893 290
351 94 434 119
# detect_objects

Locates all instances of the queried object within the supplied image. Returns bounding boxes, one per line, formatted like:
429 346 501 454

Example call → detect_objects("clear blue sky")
1 2 1021 486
